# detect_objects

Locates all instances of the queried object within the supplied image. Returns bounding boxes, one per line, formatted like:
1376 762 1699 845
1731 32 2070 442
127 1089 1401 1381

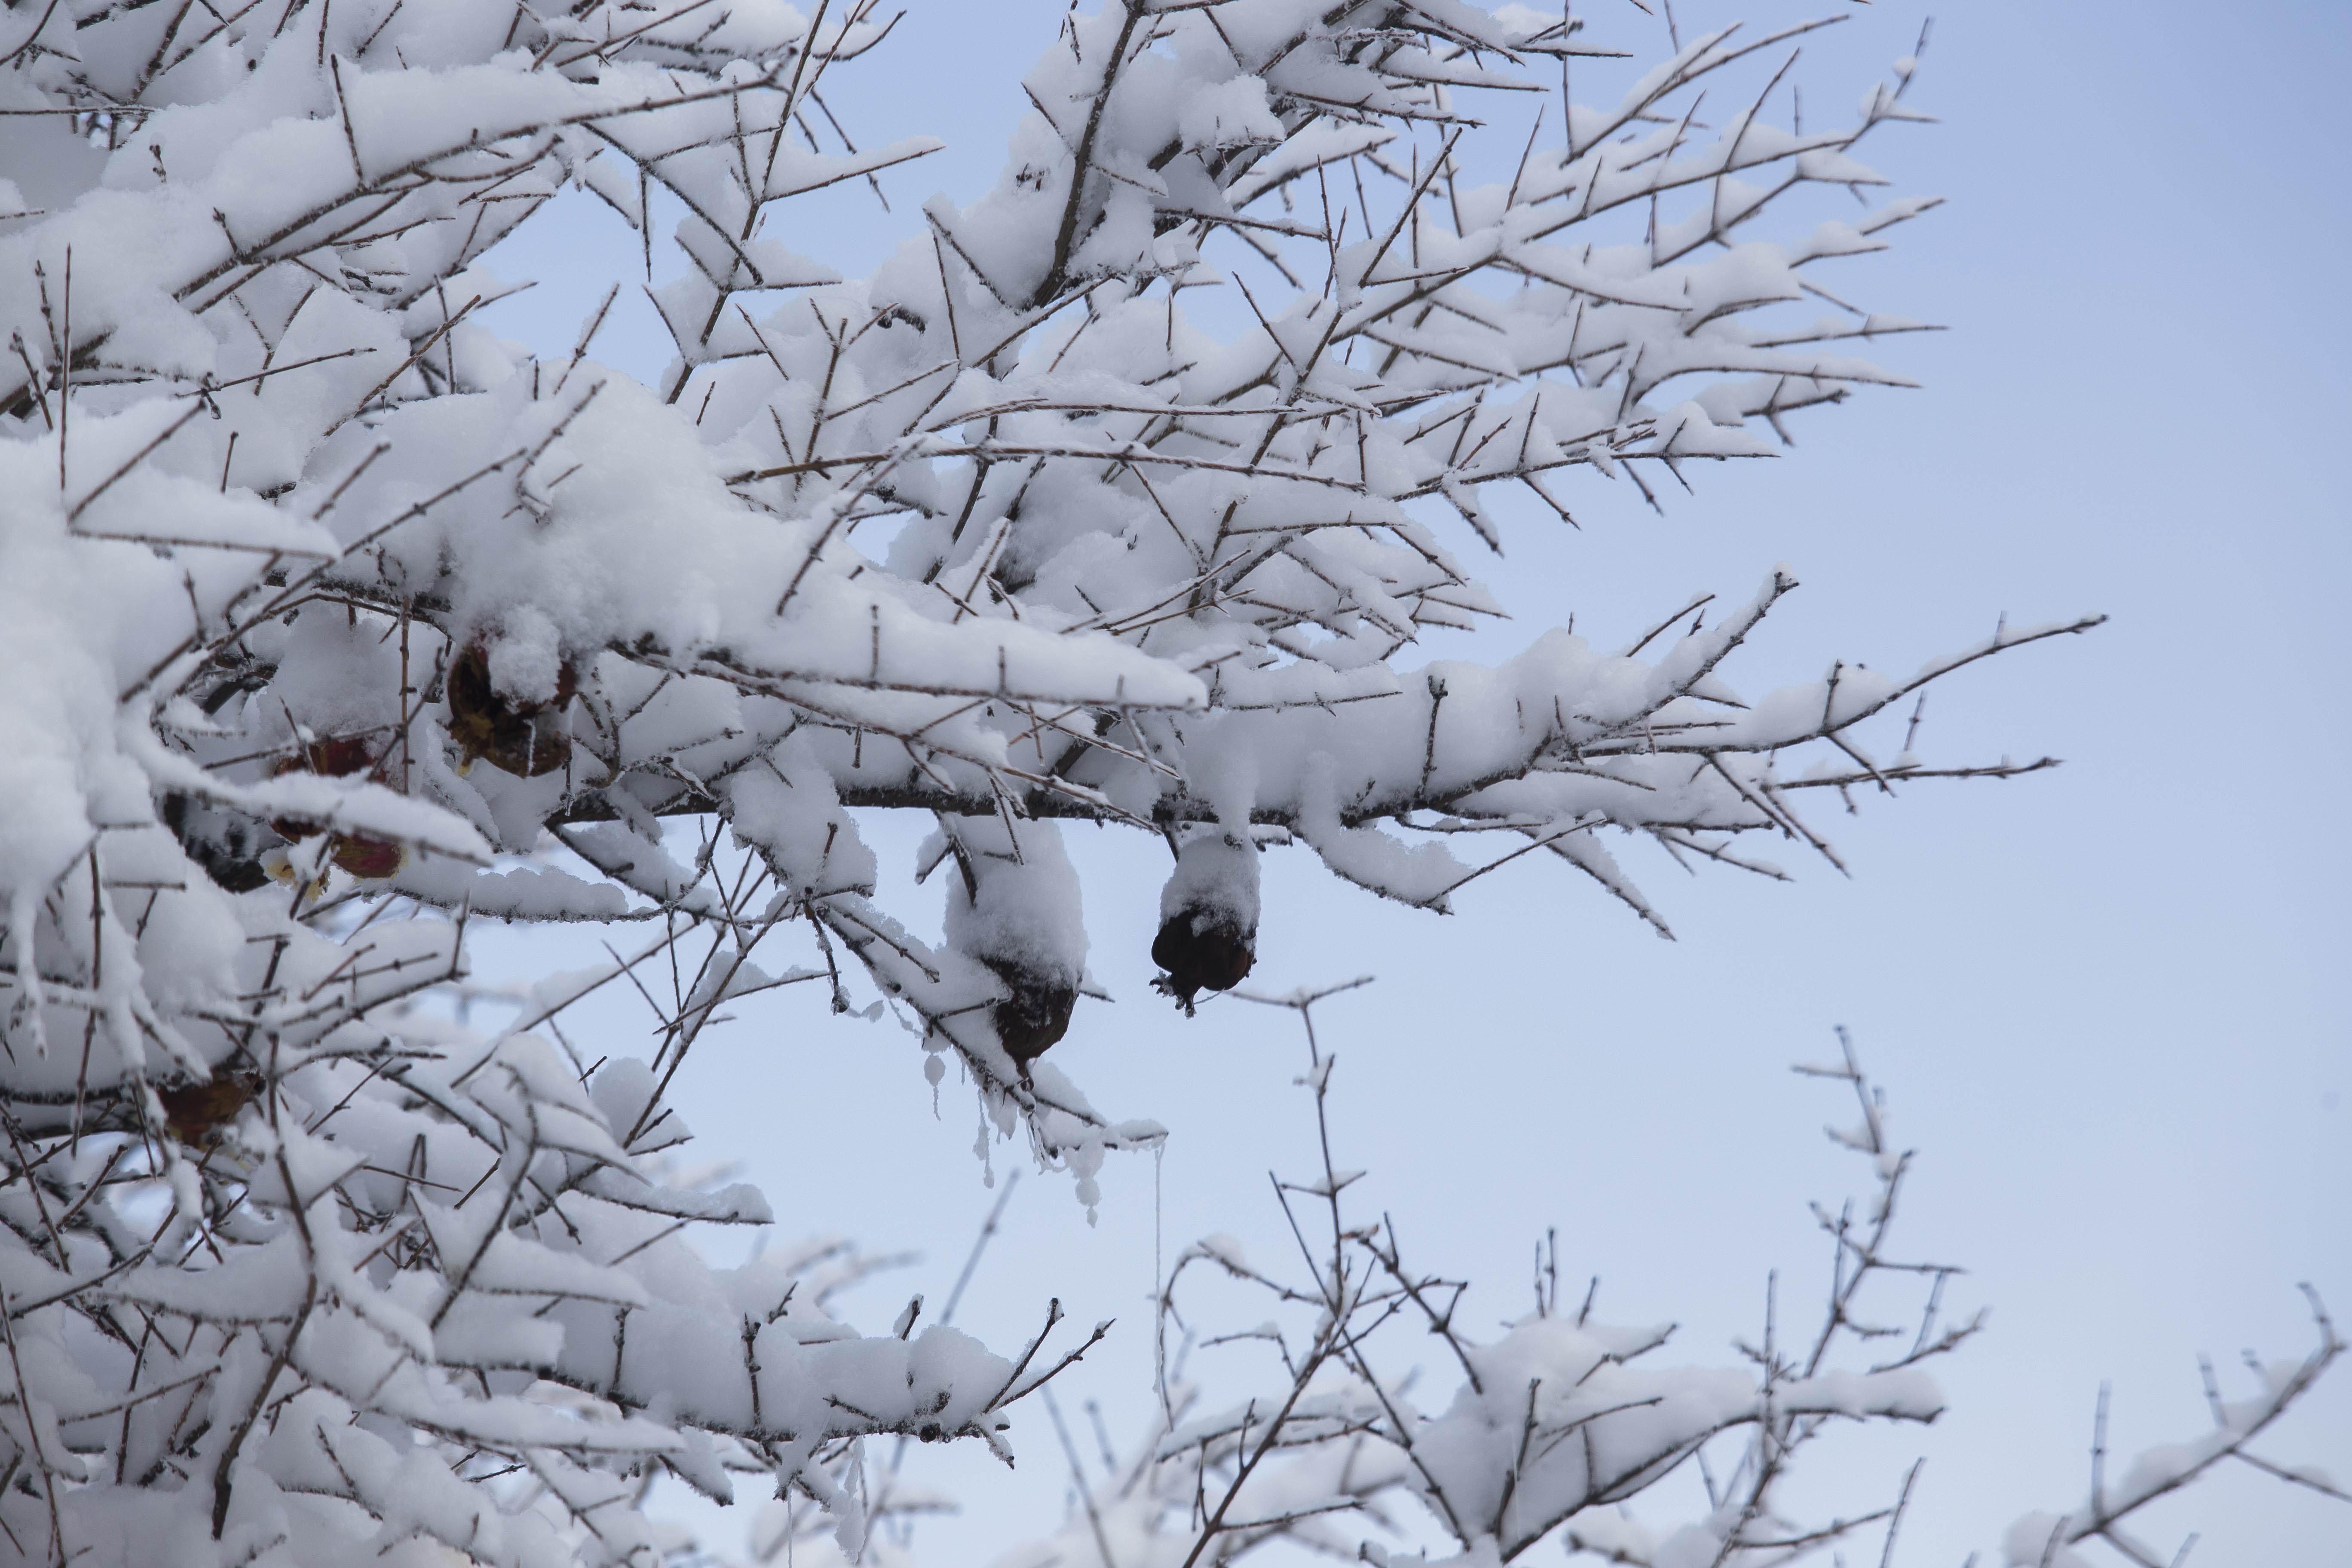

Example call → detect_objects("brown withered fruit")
270 736 404 878
983 960 1077 1074
445 643 576 777
323 835 404 879
1151 910 1255 1014
158 1067 263 1148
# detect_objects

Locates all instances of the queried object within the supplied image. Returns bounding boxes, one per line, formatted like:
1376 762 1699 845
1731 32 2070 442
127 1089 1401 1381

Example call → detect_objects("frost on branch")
2000 1285 2344 1568
1094 1002 1977 1568
762 1009 2328 1568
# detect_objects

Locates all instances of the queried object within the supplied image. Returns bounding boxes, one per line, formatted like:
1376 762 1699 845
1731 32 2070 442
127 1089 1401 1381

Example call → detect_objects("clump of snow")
1158 828 1262 932
939 814 1087 990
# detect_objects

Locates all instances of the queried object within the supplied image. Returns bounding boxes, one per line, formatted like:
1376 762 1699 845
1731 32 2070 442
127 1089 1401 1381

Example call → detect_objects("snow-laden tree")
0 0 2338 1564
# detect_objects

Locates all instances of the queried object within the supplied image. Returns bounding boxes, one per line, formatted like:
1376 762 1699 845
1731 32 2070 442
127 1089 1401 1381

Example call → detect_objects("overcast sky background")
474 1 2349 1561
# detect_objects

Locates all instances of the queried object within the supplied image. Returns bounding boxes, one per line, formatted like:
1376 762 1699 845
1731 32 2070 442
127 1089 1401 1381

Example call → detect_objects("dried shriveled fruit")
157 1068 261 1148
934 815 1087 1073
1152 912 1256 1011
984 959 1077 1071
1152 831 1260 1013
446 643 576 777
270 737 407 879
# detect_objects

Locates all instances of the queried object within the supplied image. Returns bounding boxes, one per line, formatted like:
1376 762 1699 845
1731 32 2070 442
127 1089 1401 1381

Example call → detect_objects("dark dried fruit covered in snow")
934 815 1088 1074
270 737 406 879
446 642 576 777
158 1068 261 1148
1152 912 1255 1008
1152 831 1259 1012
983 960 1077 1069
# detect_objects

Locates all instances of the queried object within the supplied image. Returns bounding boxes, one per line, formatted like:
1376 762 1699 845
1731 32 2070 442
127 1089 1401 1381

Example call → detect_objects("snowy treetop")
0 0 2098 1107
0 0 2160 1562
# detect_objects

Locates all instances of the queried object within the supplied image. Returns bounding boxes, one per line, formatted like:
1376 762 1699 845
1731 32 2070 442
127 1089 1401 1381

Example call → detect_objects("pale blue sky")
477 2 2350 1559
